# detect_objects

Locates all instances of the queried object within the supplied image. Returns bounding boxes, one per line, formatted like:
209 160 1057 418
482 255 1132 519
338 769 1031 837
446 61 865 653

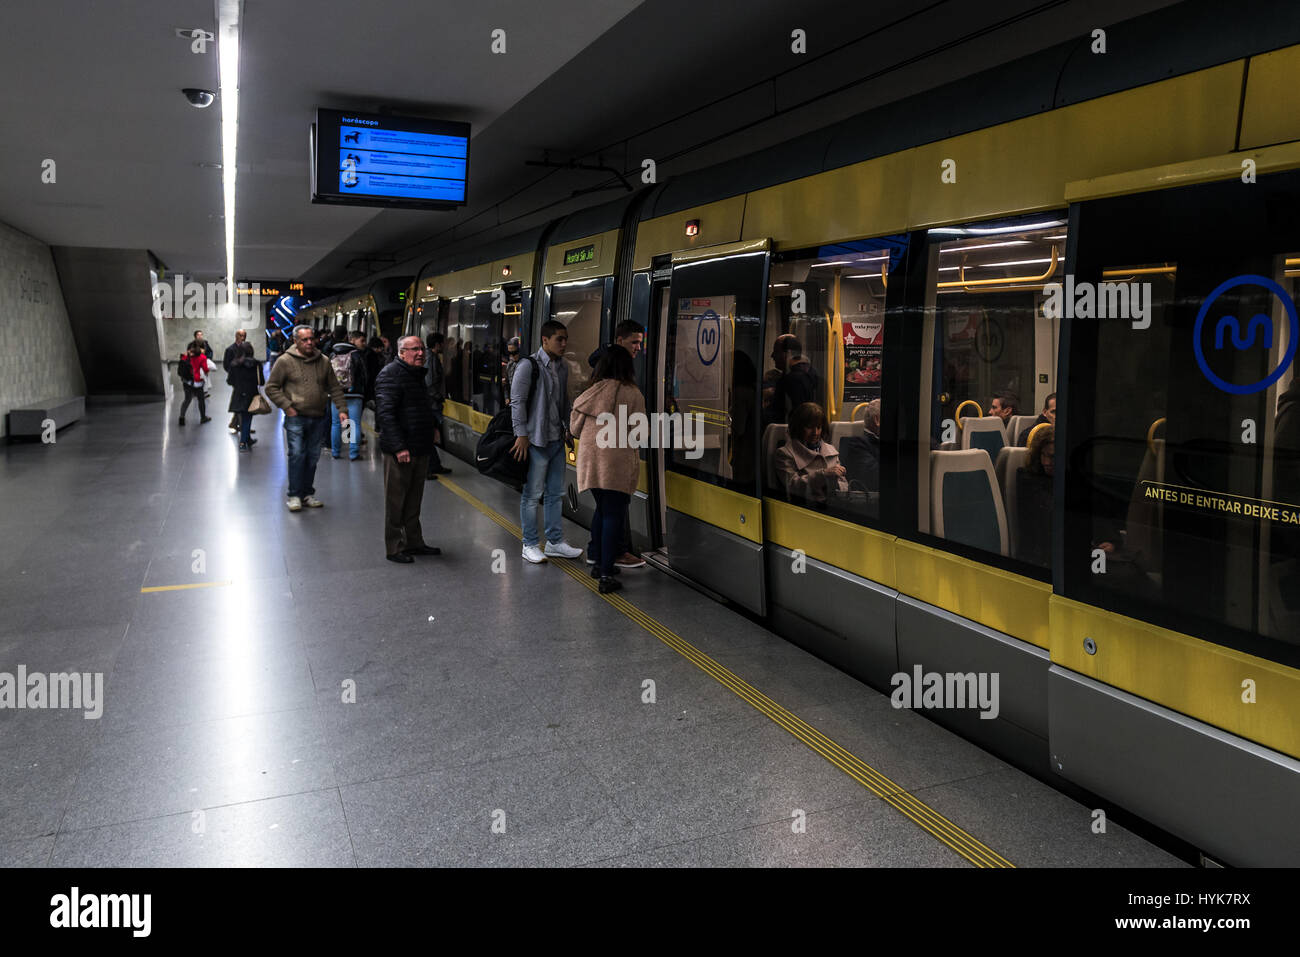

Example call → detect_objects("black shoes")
588 565 621 579
200 416 212 424
386 553 415 564
598 576 622 594
403 544 442 556
178 418 186 427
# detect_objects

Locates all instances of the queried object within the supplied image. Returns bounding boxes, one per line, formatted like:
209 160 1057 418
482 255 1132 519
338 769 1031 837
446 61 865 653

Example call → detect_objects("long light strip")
217 0 242 307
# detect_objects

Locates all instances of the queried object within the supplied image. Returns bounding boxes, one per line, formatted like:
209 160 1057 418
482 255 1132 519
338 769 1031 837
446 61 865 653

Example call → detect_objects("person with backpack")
510 320 584 564
177 340 212 427
228 341 263 452
570 345 646 594
264 325 349 511
329 331 369 460
374 336 442 564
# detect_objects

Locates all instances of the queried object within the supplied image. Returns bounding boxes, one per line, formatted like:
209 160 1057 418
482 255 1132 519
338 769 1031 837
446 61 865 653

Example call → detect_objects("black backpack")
475 356 538 488
177 355 192 383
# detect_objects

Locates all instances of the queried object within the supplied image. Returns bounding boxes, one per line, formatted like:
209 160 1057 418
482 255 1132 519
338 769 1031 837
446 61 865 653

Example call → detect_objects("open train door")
655 240 769 614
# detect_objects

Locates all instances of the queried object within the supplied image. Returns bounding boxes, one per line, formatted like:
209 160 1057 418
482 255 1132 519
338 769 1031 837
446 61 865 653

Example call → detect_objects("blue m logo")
1214 313 1273 351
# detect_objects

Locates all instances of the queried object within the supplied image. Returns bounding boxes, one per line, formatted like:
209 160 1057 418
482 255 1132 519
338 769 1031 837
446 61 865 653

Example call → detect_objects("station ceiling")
0 0 1180 290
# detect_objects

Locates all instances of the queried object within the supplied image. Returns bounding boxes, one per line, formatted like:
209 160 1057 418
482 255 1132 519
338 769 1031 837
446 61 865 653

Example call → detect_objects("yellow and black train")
385 18 1300 864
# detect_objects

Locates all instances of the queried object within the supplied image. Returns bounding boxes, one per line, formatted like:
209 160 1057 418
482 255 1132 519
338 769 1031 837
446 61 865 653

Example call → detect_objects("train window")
549 279 605 408
918 215 1066 567
471 291 502 416
445 297 474 405
763 237 905 524
1068 249 1300 646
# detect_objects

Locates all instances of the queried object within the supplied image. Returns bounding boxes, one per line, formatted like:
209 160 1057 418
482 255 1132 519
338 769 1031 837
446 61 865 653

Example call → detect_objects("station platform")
0 375 1184 868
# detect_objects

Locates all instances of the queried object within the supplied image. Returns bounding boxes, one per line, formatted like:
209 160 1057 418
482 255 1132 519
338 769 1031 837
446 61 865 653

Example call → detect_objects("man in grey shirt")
510 320 583 564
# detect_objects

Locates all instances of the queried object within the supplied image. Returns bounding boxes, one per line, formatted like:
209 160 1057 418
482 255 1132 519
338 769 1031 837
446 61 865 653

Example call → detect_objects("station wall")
0 220 86 439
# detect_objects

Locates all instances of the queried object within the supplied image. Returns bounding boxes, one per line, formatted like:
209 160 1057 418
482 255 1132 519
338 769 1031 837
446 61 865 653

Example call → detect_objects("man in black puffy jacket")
374 336 442 564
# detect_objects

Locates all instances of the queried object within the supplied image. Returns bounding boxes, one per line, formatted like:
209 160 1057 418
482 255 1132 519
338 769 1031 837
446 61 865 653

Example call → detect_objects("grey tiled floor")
0 376 1184 867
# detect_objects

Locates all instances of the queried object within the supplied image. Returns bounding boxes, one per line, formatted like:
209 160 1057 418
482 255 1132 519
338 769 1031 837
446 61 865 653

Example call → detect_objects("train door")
646 263 672 547
655 241 769 613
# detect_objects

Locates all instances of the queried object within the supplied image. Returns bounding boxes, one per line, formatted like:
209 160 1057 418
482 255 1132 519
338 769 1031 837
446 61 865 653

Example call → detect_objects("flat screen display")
311 108 470 210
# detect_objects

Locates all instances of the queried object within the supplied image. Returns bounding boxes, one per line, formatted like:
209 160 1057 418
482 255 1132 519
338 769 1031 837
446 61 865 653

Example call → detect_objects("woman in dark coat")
228 342 263 451
1015 424 1055 566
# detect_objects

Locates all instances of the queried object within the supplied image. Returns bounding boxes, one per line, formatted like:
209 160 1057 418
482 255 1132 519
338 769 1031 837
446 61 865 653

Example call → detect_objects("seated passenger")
1017 392 1056 446
839 399 881 492
1015 424 1054 566
774 401 848 504
990 389 1020 427
770 334 822 425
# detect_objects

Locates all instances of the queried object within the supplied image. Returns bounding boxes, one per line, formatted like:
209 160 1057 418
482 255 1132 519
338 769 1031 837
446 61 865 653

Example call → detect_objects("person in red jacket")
178 340 212 426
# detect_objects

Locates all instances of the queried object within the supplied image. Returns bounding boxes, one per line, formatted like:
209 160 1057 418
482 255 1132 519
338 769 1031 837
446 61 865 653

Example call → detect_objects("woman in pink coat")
570 345 646 594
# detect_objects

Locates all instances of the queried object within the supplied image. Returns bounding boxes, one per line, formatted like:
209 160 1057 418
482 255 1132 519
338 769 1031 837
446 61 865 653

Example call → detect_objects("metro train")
334 22 1300 864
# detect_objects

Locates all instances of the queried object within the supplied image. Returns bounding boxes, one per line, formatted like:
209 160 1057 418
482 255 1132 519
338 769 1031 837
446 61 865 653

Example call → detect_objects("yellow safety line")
140 580 233 593
438 476 1013 868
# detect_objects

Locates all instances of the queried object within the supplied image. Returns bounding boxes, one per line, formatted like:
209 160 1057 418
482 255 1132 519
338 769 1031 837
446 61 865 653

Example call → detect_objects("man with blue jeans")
265 325 348 512
510 320 584 564
329 331 368 460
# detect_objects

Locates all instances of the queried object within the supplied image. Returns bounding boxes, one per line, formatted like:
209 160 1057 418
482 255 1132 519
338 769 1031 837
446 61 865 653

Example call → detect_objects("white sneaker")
522 545 548 564
287 496 302 512
544 541 583 559
302 496 324 508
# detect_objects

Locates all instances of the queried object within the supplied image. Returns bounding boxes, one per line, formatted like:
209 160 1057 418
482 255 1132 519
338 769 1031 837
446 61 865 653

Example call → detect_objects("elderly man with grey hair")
839 398 882 493
223 328 249 431
374 335 442 563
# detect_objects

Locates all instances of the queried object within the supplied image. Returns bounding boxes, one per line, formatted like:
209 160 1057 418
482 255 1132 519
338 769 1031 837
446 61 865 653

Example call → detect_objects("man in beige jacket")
265 325 349 511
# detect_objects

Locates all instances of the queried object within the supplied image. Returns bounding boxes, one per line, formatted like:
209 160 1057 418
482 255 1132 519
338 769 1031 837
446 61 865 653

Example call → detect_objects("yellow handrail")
954 399 983 429
938 245 1059 290
851 402 872 422
1147 417 1166 454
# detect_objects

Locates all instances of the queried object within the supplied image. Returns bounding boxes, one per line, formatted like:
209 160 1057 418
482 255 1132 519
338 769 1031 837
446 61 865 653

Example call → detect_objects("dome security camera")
183 88 216 108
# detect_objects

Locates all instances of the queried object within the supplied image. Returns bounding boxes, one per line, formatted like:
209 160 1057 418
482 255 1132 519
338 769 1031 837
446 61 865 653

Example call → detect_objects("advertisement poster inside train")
844 319 883 403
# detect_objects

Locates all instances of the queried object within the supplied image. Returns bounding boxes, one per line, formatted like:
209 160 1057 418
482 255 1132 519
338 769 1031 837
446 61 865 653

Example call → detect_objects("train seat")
961 416 1007 461
995 446 1030 556
763 423 789 490
828 420 858 449
1007 414 1038 446
930 449 1009 556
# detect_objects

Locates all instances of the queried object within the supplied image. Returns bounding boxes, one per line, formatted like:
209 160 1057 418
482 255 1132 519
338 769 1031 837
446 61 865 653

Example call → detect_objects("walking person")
570 345 646 593
223 329 249 431
329 331 368 460
228 341 263 452
177 340 212 426
264 325 348 512
375 336 442 564
510 320 584 564
424 333 451 479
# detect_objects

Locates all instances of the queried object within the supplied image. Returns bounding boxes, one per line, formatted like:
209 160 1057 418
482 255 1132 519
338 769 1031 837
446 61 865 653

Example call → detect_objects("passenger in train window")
424 334 451 479
1017 393 1056 446
570 345 646 593
503 337 522 397
990 390 1020 426
769 335 821 425
363 336 385 408
774 402 849 504
1015 424 1054 566
839 399 881 492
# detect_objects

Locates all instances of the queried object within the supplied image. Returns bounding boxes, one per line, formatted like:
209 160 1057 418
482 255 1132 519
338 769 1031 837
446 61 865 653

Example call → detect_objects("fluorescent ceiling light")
939 240 1029 253
217 0 242 309
930 220 1066 236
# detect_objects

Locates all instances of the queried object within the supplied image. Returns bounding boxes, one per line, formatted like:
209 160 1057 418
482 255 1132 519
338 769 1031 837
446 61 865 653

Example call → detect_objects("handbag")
246 392 272 416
